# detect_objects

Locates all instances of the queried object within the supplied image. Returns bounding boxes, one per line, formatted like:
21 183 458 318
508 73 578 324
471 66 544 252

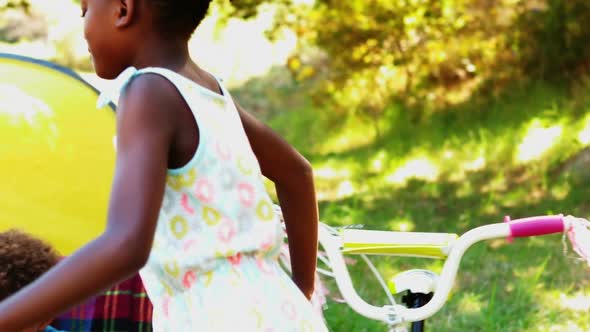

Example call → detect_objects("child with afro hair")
0 230 64 332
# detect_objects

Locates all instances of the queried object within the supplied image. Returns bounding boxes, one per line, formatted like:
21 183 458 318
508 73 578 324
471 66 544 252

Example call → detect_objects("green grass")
267 79 590 331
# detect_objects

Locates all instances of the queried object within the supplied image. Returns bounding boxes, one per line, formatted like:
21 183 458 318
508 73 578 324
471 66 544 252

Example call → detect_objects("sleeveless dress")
98 67 329 332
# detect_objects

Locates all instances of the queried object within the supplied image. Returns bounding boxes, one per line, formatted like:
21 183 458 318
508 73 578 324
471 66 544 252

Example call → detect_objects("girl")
0 0 328 331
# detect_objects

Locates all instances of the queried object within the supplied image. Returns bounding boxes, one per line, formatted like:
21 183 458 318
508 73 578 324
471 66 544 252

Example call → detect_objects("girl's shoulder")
97 67 188 110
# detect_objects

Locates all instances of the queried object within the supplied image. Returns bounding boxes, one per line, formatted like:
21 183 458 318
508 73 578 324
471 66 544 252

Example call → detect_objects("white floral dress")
99 67 329 332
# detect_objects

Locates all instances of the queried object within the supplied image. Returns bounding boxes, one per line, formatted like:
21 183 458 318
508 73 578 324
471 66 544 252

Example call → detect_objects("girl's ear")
115 0 135 28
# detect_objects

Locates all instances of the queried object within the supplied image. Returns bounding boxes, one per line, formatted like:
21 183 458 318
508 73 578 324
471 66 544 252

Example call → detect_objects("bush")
514 0 590 79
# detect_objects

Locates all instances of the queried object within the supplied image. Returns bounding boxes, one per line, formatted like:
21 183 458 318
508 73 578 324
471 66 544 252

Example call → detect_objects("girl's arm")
235 102 318 300
0 75 179 331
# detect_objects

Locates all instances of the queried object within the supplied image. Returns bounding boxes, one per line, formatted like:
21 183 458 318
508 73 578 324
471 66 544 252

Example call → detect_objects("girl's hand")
300 287 315 301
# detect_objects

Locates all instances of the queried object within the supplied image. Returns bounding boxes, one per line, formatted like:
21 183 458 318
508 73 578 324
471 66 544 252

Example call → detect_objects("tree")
226 0 590 136
224 0 518 136
0 0 30 12
514 0 590 80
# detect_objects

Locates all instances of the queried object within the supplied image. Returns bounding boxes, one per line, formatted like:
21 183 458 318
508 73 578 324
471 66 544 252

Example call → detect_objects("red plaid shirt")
51 273 153 332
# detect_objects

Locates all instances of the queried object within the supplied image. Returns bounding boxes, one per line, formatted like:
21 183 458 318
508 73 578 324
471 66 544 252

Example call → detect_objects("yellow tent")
0 53 116 254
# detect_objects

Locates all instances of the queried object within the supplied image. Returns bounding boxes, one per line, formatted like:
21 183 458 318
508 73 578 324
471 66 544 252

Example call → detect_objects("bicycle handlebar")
319 214 570 326
507 214 565 238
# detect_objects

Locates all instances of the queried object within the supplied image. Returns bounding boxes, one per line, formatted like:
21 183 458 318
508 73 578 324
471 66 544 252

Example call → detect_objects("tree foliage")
225 0 590 133
0 0 30 12
515 0 590 79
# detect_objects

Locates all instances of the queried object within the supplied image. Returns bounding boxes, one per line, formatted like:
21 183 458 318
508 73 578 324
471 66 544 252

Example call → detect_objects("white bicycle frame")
313 214 573 328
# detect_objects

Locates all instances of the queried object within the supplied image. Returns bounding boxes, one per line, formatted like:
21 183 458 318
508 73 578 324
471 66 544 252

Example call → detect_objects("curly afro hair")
146 0 214 39
0 229 60 301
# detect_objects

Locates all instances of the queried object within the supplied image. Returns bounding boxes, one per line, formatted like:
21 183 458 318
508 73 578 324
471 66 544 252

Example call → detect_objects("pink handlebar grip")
506 214 565 238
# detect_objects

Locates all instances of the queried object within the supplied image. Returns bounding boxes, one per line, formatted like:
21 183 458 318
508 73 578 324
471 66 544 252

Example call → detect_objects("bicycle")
276 206 590 332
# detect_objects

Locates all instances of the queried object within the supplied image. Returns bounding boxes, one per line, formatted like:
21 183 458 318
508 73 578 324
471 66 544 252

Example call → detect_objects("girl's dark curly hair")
146 0 214 39
0 229 60 301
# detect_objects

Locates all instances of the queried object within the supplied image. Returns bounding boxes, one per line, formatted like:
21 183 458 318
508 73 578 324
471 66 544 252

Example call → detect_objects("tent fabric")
0 53 116 254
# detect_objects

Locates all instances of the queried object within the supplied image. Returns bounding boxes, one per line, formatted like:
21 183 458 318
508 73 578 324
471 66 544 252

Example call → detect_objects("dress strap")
96 66 139 109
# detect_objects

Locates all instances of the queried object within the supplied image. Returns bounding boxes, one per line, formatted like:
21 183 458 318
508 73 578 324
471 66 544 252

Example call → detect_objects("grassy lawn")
268 79 590 331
